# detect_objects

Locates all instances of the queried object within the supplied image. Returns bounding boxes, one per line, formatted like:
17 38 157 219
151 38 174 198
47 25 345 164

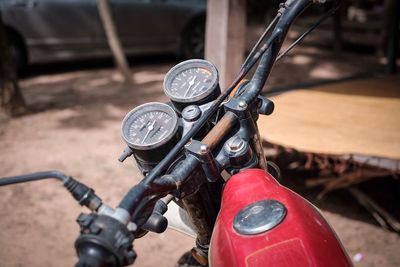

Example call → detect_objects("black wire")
275 3 341 62
241 15 280 71
0 171 69 186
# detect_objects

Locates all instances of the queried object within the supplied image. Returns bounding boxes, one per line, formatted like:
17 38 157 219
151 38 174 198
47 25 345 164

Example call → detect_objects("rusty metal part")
180 184 216 245
250 120 268 170
178 177 223 261
185 140 220 182
262 140 400 195
202 111 238 150
191 247 208 266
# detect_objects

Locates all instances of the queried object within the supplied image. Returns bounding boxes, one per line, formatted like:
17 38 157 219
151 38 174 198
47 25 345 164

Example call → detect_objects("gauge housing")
121 102 181 173
163 59 220 111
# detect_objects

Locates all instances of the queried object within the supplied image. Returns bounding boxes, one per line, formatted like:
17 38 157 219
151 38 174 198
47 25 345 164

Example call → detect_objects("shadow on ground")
280 169 400 228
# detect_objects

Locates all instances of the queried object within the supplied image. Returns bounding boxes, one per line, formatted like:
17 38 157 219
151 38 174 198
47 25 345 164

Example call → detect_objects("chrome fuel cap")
233 199 287 235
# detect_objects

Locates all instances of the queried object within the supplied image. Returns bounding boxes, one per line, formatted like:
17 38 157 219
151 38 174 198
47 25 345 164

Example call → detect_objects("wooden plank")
348 187 400 233
205 0 246 88
258 75 400 159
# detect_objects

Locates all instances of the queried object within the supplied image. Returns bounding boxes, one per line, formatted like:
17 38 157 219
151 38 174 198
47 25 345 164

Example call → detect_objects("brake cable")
276 1 341 62
241 15 280 72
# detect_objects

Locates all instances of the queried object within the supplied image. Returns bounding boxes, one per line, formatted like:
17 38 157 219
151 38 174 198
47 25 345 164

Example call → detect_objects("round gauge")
121 102 179 150
163 59 219 104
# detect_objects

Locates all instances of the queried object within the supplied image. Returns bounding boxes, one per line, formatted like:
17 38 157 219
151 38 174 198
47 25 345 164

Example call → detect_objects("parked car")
0 0 206 68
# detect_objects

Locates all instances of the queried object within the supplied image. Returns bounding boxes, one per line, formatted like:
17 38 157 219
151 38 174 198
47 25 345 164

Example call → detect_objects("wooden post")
205 0 246 89
97 0 133 83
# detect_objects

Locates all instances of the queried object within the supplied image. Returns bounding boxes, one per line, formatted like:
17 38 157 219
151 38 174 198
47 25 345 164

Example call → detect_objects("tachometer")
163 59 220 110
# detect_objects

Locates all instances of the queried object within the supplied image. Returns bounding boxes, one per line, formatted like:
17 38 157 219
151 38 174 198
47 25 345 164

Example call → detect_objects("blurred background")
0 0 399 266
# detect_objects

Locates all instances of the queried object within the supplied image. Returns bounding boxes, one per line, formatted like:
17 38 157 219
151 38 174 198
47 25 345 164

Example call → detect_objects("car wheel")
181 17 205 59
6 31 27 70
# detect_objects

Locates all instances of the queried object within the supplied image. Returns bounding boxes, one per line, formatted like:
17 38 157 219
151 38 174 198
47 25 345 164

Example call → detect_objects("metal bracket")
185 140 220 182
118 147 134 162
224 98 250 119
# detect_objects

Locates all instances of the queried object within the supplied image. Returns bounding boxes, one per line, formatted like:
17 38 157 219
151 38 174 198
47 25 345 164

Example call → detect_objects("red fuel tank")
209 169 352 267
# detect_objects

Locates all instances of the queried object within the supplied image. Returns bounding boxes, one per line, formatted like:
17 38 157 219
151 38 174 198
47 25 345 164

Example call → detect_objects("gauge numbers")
169 67 213 99
121 103 178 150
164 59 219 103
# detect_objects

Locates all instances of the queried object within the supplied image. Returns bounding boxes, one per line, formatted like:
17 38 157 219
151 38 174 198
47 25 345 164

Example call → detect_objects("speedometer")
163 59 220 109
121 102 181 173
121 102 179 150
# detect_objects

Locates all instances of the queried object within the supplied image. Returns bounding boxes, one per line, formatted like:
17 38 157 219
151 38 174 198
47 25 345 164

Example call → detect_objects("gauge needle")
140 121 148 130
141 120 156 144
184 76 197 97
151 125 162 139
190 82 201 97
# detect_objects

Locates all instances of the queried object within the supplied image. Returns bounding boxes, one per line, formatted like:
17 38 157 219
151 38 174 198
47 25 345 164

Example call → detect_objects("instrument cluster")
120 59 220 173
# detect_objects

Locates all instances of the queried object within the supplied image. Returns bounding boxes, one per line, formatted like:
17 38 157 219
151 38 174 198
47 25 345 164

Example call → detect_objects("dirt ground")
0 46 399 267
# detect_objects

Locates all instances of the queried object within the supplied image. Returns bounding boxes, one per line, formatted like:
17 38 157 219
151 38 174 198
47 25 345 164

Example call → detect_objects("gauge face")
121 102 178 150
164 59 219 104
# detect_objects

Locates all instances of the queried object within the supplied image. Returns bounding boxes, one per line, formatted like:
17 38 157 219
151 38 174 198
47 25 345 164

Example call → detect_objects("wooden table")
258 75 400 159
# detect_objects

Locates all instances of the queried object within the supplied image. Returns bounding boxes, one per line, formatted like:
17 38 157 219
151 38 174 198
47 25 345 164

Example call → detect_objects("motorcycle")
0 0 352 266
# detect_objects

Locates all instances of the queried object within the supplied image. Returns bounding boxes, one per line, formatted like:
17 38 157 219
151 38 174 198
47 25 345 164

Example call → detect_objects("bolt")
184 140 192 148
227 136 245 152
89 223 102 234
238 101 247 109
182 105 201 122
77 213 93 227
187 107 195 114
200 144 208 153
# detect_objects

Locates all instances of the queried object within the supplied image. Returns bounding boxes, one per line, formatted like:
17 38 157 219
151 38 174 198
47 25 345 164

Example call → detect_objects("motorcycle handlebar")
136 0 316 210
76 0 341 266
117 0 313 217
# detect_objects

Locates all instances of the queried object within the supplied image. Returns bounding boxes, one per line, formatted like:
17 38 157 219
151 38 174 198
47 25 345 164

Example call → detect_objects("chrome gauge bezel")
163 59 219 104
121 102 179 150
